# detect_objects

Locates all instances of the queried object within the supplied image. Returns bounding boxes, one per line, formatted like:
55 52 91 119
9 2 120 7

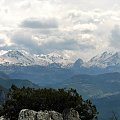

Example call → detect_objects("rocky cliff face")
18 108 80 120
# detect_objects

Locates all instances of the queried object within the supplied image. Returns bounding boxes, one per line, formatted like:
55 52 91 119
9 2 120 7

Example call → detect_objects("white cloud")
0 0 120 60
10 31 41 53
0 32 11 47
110 25 120 49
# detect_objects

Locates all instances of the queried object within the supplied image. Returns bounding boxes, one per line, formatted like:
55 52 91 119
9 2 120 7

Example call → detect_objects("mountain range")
0 50 120 86
0 50 73 67
0 50 120 69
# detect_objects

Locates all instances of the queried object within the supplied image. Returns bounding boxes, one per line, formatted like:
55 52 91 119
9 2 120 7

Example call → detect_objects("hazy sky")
0 0 120 60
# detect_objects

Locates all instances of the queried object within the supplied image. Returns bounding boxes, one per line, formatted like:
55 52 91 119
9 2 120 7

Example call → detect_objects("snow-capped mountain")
0 50 73 67
1 50 35 65
85 51 120 68
40 52 73 67
1 50 120 69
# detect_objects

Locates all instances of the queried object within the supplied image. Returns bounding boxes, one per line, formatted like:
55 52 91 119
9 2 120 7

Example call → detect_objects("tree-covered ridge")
0 85 98 120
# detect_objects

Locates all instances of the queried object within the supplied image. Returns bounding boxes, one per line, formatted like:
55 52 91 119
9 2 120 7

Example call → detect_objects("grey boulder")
18 108 80 120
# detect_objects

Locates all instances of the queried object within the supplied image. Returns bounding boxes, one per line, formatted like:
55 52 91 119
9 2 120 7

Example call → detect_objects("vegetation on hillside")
0 85 98 120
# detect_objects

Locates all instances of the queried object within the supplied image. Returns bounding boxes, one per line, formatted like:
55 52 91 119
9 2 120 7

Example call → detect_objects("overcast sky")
0 0 120 60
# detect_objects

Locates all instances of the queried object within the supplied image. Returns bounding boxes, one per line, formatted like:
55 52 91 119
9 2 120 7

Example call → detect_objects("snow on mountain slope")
0 50 8 55
85 51 120 68
1 50 36 66
1 50 120 68
44 51 73 67
0 50 73 67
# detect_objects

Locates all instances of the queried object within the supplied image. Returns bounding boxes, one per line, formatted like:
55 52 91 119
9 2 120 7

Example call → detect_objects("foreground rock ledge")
18 108 81 120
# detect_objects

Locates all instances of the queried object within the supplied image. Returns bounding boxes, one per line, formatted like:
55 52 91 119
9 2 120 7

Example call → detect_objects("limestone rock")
0 116 8 120
18 109 63 120
18 108 80 120
37 110 50 120
49 111 63 120
63 108 80 120
18 109 37 120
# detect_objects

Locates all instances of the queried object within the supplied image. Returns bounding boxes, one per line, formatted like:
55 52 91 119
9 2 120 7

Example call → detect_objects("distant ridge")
0 50 120 70
0 50 73 67
0 72 39 90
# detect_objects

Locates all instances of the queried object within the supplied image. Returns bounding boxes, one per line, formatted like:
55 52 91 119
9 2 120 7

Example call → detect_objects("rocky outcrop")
18 108 80 120
63 108 80 120
18 109 63 120
18 109 37 120
0 116 8 120
37 110 63 120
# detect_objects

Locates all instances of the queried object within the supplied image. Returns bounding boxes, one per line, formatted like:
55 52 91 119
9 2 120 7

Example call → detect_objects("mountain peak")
0 50 74 67
86 51 120 68
5 50 24 58
0 50 120 69
73 58 84 68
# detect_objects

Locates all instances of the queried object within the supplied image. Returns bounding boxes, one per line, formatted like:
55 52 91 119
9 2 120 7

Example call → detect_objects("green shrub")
1 85 98 120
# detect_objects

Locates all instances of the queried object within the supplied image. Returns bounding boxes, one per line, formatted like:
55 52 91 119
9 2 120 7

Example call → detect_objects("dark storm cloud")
21 18 58 29
110 25 120 48
10 31 95 54
39 39 95 52
11 32 41 53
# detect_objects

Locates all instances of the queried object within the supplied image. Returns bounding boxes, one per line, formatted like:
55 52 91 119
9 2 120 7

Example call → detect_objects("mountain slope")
0 71 39 89
93 93 120 120
54 72 120 119
0 78 39 89
1 50 47 66
86 51 120 68
1 50 120 71
0 50 73 67
57 72 120 98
